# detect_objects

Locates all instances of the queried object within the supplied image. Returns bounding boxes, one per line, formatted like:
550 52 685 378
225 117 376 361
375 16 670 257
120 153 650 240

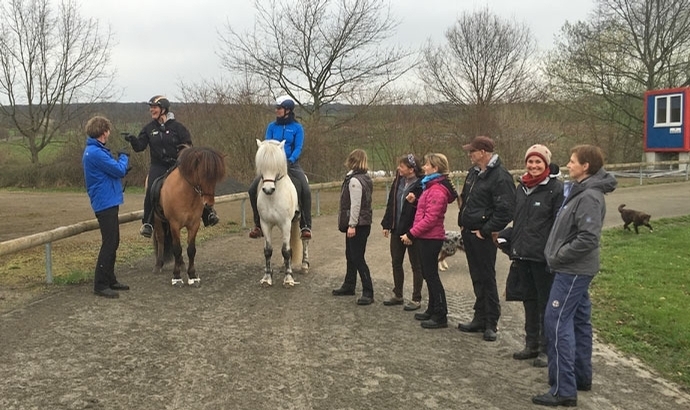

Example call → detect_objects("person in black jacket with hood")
125 95 219 238
510 144 564 367
380 154 424 311
458 136 516 342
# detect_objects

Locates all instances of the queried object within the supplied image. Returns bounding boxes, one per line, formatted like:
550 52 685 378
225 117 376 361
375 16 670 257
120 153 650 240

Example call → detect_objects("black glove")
125 166 132 176
124 134 136 143
117 148 129 157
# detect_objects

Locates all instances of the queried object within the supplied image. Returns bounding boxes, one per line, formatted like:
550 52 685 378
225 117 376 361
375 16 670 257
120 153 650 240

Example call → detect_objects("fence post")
315 190 321 216
45 242 53 284
639 164 643 186
240 198 247 228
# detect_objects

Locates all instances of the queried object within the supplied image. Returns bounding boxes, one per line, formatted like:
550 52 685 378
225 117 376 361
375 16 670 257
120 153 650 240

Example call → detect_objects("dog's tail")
618 204 626 213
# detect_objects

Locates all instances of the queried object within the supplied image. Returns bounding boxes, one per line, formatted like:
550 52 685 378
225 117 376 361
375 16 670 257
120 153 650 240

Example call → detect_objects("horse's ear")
278 140 286 149
256 139 262 148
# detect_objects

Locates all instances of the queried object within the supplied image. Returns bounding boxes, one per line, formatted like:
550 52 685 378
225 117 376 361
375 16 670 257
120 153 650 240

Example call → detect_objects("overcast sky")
79 0 594 103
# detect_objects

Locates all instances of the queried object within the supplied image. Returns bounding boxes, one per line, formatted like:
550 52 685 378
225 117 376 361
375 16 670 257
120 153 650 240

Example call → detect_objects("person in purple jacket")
401 153 458 329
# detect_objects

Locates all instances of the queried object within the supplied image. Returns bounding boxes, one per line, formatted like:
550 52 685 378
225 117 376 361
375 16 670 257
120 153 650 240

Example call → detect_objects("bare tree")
0 0 114 164
420 8 540 106
545 0 690 156
218 0 413 121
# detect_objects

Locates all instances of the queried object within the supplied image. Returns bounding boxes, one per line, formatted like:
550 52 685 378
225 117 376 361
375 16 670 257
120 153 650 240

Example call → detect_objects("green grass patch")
594 215 690 388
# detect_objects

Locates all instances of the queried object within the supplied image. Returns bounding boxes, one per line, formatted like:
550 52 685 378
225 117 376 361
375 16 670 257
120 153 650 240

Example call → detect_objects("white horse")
255 139 309 287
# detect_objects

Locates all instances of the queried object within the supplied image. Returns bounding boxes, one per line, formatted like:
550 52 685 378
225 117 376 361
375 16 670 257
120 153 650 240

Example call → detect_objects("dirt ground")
0 181 689 409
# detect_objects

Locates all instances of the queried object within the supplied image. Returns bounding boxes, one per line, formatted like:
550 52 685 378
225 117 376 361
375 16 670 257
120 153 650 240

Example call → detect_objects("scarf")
521 168 550 189
421 172 442 190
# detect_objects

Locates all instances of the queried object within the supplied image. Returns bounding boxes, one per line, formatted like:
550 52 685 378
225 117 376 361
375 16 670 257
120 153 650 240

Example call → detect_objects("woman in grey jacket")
532 145 617 407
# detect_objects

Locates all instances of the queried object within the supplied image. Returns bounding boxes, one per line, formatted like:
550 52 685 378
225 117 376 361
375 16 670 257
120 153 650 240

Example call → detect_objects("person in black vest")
510 144 563 367
458 136 516 342
125 95 219 238
332 149 374 305
380 154 424 311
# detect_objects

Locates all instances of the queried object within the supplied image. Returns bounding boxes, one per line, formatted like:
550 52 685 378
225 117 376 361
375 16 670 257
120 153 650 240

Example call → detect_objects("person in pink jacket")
401 153 458 329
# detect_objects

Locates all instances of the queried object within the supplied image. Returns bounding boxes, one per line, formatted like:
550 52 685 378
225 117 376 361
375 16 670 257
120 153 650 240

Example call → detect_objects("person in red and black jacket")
401 153 458 329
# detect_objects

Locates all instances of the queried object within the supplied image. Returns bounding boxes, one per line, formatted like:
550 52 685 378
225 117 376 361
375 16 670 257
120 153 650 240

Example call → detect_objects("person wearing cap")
532 145 617 407
380 153 425 311
248 96 313 239
509 144 563 367
82 116 130 298
458 135 516 342
125 95 219 238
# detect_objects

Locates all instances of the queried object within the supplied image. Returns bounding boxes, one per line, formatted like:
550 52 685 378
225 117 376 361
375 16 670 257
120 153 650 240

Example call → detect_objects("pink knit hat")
524 144 551 165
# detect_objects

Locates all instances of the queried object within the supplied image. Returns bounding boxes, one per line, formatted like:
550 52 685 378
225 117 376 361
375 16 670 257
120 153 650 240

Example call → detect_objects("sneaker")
300 228 312 239
249 226 263 238
139 223 153 238
382 296 404 306
403 300 421 311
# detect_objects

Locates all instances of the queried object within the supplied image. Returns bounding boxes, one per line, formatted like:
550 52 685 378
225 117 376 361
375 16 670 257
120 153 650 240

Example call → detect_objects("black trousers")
249 162 312 230
343 225 373 297
94 206 120 291
389 235 423 302
418 239 446 317
517 260 554 352
143 164 167 225
462 229 501 330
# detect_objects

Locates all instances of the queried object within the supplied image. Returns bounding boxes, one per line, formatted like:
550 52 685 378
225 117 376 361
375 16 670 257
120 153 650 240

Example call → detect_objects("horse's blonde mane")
256 140 288 177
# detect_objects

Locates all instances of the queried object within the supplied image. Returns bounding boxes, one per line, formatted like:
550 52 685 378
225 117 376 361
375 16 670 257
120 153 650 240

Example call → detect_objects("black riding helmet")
148 95 170 114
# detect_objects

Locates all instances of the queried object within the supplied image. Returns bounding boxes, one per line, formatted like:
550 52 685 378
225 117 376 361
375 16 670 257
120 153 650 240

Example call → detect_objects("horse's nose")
262 187 275 195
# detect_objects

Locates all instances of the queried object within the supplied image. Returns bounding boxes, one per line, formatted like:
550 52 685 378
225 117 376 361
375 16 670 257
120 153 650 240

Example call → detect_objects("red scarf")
521 168 550 189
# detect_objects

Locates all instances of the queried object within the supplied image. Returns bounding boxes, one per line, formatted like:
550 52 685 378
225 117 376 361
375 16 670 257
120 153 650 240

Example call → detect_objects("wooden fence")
1 161 687 283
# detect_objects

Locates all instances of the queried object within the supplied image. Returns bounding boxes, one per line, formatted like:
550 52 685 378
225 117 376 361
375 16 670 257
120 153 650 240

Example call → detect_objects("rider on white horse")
248 96 312 240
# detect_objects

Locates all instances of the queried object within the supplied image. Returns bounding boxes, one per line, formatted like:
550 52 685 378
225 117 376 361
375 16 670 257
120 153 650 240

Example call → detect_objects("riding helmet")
148 95 170 113
275 95 295 111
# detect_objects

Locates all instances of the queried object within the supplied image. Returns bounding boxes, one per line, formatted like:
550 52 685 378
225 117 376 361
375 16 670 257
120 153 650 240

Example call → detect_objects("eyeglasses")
407 154 416 167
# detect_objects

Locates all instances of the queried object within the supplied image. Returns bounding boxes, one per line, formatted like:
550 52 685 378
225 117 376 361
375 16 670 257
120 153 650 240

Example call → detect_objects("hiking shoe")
300 228 312 239
483 328 497 342
533 352 548 368
382 296 404 306
332 286 356 296
531 392 577 407
513 346 540 360
356 296 374 305
458 321 485 333
249 226 263 238
139 223 153 238
403 300 421 311
421 317 448 329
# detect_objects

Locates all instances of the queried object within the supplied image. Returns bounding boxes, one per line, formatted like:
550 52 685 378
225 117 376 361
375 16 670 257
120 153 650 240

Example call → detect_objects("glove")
117 148 129 157
124 134 136 143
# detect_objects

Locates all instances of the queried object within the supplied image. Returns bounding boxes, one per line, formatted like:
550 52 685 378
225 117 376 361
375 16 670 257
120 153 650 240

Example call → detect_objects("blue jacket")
82 138 129 213
265 120 304 164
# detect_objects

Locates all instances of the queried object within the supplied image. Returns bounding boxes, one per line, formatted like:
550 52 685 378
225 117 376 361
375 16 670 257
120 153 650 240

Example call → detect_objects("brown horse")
152 147 226 286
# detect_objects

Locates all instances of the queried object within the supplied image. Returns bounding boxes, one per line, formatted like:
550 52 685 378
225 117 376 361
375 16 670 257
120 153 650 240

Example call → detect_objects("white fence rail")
1 161 687 283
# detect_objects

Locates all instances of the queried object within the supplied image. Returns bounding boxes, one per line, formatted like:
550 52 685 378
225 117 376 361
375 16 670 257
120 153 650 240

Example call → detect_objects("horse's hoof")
301 262 310 273
260 275 273 287
283 275 299 287
171 278 184 287
188 278 201 287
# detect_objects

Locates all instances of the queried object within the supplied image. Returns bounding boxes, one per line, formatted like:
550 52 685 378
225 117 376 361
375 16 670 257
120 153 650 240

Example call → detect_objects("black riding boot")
202 204 219 227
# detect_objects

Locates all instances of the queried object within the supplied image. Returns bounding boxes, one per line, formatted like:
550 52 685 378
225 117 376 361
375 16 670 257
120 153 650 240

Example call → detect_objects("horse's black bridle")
261 174 285 185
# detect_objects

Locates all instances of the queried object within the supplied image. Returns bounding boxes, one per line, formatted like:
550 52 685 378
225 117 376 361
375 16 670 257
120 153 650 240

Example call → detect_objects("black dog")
618 204 653 234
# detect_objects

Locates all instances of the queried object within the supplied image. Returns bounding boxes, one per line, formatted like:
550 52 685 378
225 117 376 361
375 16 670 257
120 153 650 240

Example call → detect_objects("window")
654 94 683 126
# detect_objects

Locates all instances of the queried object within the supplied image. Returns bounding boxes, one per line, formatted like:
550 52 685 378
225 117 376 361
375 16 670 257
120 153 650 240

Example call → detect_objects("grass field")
594 215 690 389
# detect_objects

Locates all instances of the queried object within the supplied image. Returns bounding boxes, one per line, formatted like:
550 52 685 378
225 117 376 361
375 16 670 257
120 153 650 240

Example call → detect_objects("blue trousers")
545 272 593 398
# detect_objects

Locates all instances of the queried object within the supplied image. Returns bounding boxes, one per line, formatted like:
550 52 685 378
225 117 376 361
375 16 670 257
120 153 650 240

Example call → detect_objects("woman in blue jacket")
82 116 130 299
248 96 312 239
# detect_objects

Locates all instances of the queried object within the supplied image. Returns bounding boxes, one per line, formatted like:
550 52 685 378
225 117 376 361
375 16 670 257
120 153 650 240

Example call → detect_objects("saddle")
150 165 178 222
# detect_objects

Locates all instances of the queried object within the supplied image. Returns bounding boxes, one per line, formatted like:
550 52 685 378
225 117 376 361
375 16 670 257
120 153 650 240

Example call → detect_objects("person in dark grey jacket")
510 145 564 368
458 136 516 342
532 145 617 408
